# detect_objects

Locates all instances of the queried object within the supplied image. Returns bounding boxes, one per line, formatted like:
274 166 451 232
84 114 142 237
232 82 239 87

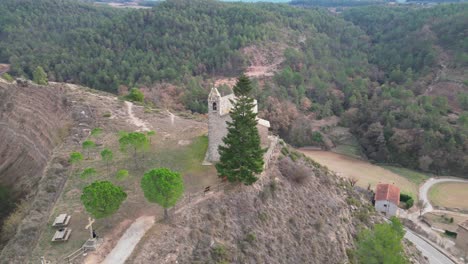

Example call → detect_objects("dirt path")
101 216 155 264
125 101 150 131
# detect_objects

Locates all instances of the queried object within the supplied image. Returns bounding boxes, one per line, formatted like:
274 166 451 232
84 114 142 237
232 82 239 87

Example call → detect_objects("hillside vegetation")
0 0 466 176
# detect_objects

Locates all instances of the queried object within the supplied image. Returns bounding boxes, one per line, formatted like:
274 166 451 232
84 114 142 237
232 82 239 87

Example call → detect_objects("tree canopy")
32 66 48 85
140 168 184 220
80 181 127 219
353 217 408 264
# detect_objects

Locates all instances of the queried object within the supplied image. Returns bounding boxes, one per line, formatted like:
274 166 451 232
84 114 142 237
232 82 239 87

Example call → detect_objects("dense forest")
0 0 466 176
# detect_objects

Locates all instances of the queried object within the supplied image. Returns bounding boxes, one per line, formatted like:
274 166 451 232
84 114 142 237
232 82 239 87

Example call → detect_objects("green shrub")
245 233 256 243
116 169 129 181
1 73 14 82
400 193 412 202
80 167 97 179
211 245 228 263
406 198 414 209
127 88 144 102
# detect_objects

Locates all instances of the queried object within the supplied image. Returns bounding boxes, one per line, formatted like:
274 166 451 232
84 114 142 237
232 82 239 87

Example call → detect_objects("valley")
0 0 466 263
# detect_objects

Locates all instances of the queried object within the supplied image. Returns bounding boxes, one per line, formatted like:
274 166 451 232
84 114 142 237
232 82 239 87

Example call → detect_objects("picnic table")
51 228 72 242
52 214 71 227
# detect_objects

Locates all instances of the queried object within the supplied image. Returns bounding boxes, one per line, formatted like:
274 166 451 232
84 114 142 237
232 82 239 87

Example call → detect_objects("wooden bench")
52 214 71 227
52 228 72 242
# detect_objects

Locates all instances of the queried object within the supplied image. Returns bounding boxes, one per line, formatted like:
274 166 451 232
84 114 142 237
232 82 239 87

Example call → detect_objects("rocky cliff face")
130 145 376 264
0 81 71 197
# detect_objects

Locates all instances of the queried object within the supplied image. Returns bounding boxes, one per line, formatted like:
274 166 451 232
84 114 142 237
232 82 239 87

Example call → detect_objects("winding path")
419 177 468 215
125 101 150 132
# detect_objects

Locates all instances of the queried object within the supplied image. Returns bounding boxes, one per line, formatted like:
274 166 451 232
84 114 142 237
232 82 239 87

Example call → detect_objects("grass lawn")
31 132 218 263
332 144 363 159
380 165 430 186
429 182 468 211
299 149 419 198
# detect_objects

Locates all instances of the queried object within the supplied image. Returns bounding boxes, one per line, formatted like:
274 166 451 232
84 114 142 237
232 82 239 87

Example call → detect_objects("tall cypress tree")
216 74 265 185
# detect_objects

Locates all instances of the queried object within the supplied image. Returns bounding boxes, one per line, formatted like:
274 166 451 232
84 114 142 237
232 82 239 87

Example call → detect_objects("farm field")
429 182 468 211
299 149 419 198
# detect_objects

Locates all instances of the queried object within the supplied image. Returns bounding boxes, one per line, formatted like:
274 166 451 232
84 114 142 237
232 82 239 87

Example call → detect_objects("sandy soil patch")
299 149 418 197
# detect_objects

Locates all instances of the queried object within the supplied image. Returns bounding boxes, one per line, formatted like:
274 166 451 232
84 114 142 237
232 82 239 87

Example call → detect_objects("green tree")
91 127 103 137
127 88 144 102
146 130 156 143
32 66 48 85
115 169 129 181
69 151 83 165
140 168 184 220
69 151 84 174
119 132 149 167
80 167 97 179
100 148 113 176
82 140 96 159
354 217 408 264
216 74 265 185
81 181 127 219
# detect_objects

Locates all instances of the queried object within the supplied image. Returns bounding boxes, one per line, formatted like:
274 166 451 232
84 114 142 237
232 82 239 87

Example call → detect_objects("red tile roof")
375 184 400 205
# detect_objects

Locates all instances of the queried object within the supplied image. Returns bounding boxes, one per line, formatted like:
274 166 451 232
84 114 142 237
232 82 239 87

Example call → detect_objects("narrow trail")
125 101 150 132
166 110 176 126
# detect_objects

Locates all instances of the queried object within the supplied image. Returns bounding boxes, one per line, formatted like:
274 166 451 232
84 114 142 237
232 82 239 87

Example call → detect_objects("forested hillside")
0 0 466 176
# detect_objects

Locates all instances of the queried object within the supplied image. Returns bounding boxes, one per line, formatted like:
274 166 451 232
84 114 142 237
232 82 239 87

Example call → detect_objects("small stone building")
456 220 468 253
374 183 400 217
206 87 270 162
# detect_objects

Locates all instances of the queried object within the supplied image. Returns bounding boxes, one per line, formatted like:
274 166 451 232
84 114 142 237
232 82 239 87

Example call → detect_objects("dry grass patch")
299 149 418 198
428 182 468 211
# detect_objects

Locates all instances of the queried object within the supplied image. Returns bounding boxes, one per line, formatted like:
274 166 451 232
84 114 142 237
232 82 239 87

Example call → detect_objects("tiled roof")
375 183 400 205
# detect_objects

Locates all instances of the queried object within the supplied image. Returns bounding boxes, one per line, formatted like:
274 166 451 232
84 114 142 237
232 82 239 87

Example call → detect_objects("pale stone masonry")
206 87 270 162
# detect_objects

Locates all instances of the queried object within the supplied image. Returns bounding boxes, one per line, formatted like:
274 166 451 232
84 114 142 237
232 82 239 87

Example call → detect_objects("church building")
206 87 270 162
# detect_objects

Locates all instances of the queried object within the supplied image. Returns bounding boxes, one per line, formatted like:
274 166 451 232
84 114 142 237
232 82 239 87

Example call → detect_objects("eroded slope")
130 146 374 264
0 82 71 196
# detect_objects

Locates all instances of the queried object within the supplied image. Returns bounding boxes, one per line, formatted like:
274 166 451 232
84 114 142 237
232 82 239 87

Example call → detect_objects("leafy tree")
140 168 184 220
80 167 97 179
81 181 127 219
32 66 48 85
69 151 84 165
119 132 149 167
82 140 96 159
91 127 103 137
115 169 129 181
354 217 408 264
100 148 113 176
146 130 156 143
127 88 144 102
216 75 265 185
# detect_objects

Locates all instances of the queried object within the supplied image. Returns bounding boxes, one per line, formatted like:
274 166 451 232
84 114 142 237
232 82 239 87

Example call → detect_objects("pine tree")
216 74 265 185
32 66 48 85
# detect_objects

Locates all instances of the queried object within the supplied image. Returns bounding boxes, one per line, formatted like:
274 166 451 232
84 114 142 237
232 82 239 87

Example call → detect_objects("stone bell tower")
205 87 270 163
207 87 234 162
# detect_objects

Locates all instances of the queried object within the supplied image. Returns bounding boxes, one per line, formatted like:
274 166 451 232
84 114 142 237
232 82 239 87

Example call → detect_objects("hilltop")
0 0 466 177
